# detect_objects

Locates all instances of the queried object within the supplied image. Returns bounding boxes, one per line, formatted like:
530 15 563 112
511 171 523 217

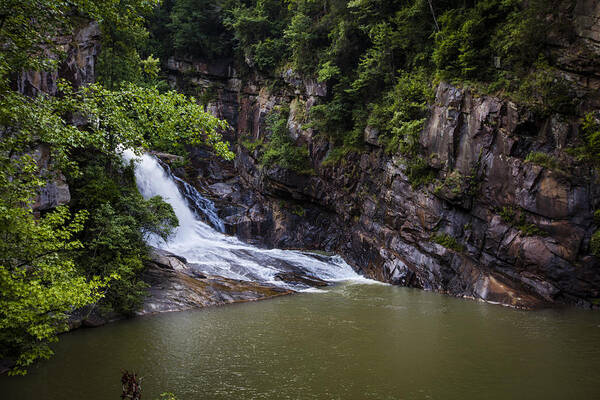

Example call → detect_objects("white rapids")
121 150 370 290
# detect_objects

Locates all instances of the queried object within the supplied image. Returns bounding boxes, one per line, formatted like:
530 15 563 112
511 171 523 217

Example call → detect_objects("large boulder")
139 247 293 315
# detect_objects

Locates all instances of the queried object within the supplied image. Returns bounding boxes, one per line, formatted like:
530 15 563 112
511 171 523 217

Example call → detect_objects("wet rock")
152 152 184 164
209 182 235 198
81 313 109 328
67 305 122 331
0 359 16 376
66 248 291 332
139 247 293 315
469 271 546 309
274 272 329 288
149 248 188 272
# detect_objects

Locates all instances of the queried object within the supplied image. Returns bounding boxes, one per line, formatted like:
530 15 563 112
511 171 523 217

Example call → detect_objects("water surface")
5 152 598 399
3 283 600 400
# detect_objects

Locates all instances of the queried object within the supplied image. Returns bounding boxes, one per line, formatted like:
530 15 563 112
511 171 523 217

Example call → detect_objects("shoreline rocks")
67 247 295 331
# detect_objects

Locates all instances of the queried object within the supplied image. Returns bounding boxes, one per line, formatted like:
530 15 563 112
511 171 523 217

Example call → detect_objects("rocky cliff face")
166 2 600 309
17 21 100 97
18 21 102 213
555 0 600 90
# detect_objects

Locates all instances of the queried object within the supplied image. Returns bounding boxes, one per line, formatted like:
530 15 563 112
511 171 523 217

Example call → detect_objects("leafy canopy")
0 0 233 375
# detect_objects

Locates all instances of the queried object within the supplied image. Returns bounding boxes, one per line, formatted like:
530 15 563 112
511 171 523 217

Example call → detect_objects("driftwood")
121 370 142 400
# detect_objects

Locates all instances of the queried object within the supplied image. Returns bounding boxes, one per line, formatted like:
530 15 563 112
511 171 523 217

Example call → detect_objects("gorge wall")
164 2 600 308
23 4 600 310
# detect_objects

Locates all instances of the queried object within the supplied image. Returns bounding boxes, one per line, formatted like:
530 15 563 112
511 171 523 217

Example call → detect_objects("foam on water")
121 150 371 289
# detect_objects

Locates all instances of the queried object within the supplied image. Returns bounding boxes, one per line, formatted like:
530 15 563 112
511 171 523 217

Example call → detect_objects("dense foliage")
0 146 103 373
0 0 233 374
579 113 600 257
149 0 577 166
70 159 178 315
261 107 312 173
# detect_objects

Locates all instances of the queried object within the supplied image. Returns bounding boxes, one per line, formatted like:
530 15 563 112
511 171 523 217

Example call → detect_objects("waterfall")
157 159 225 233
121 150 368 290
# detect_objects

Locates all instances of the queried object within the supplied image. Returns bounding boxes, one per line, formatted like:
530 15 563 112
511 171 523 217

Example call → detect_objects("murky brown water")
2 283 600 399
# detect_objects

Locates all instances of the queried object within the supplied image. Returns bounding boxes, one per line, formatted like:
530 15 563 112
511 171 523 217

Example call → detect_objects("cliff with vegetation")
3 0 600 377
153 0 600 308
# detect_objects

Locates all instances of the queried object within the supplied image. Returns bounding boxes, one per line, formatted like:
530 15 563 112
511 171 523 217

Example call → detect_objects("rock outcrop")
18 21 101 214
68 247 293 328
31 144 71 212
139 248 292 314
17 21 100 97
553 0 600 90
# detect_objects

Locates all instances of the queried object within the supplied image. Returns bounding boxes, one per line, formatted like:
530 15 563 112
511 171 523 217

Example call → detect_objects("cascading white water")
122 150 369 289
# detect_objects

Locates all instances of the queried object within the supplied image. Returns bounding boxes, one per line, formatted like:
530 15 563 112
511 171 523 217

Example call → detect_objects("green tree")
223 0 289 71
0 91 104 374
57 81 233 159
94 0 162 88
0 0 234 375
167 0 233 59
0 201 104 375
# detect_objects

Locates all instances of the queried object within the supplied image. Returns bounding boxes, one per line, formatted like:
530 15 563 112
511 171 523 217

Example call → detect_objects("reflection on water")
2 283 600 400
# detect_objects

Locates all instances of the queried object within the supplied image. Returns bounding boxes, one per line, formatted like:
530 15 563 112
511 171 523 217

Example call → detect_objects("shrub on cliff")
367 70 433 154
168 0 232 59
591 231 600 258
433 233 465 253
223 0 290 72
581 114 600 258
580 112 600 167
525 152 559 170
261 107 313 174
